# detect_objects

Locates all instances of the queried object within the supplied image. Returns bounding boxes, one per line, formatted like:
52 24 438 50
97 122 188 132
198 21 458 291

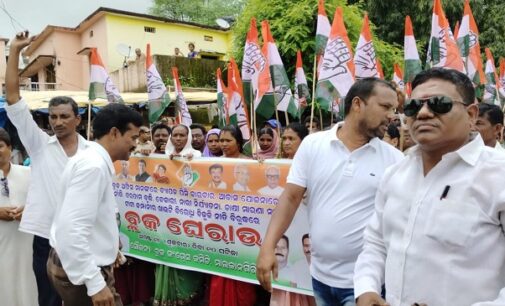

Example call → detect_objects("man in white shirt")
5 32 88 306
474 102 505 150
354 68 505 306
232 163 251 192
208 163 227 189
48 103 142 306
258 165 284 197
257 78 403 306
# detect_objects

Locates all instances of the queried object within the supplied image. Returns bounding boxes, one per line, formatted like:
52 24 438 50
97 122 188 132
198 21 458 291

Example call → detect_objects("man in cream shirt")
355 68 505 306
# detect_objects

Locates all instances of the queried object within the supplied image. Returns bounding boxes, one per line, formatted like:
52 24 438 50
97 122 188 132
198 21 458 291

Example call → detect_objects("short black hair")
412 68 475 105
303 116 320 125
301 233 309 243
344 78 396 117
387 123 400 139
220 125 244 153
209 163 223 173
285 122 309 141
478 103 504 126
92 104 143 140
279 235 289 250
0 128 12 147
49 96 79 116
139 159 146 165
151 124 171 136
190 123 207 135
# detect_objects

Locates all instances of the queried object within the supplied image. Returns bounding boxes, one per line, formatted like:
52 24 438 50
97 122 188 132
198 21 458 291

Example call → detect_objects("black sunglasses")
404 96 466 117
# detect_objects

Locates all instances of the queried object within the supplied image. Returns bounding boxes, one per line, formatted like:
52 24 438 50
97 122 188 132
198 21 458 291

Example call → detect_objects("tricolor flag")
315 0 331 78
404 15 423 85
260 20 298 119
393 63 405 92
88 48 123 103
483 48 501 106
294 50 311 114
499 58 505 98
228 59 251 140
242 18 261 108
146 44 171 123
426 0 465 72
171 67 192 126
457 0 485 86
453 21 460 40
354 13 379 79
315 7 355 112
216 68 227 128
377 58 384 79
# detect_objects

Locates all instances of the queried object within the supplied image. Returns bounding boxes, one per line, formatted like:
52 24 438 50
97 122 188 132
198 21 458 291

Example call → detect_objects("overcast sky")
0 0 152 39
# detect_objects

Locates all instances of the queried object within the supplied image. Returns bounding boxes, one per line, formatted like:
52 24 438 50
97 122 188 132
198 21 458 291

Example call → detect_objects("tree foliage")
150 0 247 26
232 0 403 84
353 0 505 62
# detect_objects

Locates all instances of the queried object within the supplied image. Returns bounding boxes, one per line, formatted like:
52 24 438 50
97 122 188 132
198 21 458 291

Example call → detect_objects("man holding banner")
257 78 403 306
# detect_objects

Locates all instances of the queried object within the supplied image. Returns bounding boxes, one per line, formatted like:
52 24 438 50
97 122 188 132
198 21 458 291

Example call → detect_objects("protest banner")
114 156 313 295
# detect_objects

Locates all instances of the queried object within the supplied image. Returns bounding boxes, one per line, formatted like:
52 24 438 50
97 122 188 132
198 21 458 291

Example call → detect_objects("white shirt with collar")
354 133 505 306
50 141 119 296
5 99 88 239
287 122 403 288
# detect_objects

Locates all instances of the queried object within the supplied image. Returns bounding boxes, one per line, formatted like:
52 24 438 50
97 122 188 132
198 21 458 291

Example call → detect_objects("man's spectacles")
404 95 466 117
1 177 9 197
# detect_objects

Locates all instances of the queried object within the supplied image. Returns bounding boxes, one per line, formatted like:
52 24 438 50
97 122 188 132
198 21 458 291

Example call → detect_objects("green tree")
150 0 247 26
353 0 505 62
232 0 403 84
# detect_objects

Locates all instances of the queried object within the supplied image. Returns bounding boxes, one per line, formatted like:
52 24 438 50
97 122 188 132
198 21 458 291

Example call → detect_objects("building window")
204 35 213 42
144 26 156 33
90 30 93 38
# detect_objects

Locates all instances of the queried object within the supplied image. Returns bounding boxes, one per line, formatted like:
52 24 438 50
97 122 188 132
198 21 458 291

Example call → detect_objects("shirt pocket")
424 200 480 247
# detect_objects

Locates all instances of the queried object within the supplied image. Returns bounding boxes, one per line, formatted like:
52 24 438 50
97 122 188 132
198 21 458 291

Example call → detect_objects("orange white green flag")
146 43 171 123
404 15 423 85
228 59 251 140
426 0 465 72
260 20 298 119
354 13 379 79
294 50 310 115
483 48 501 106
499 58 505 98
457 0 485 86
393 63 405 92
88 47 123 103
171 67 192 126
216 68 227 128
315 7 355 112
242 18 262 108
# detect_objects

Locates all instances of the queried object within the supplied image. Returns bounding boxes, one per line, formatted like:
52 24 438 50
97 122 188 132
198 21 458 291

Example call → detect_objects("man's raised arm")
6 31 36 104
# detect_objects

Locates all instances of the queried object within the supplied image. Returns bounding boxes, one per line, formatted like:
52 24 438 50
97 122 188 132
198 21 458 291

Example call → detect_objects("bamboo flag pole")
87 101 92 140
250 89 257 156
309 54 318 132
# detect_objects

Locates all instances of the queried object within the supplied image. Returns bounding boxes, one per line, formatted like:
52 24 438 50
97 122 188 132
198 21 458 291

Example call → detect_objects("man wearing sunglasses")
355 68 505 306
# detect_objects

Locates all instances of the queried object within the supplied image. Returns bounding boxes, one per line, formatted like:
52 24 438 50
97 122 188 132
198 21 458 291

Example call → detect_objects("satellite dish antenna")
215 16 236 29
116 43 131 68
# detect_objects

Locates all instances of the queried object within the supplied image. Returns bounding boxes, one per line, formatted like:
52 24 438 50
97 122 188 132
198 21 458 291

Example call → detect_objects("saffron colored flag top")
88 48 123 103
483 48 502 106
216 68 227 128
146 44 171 123
294 50 311 115
426 0 465 72
171 67 192 127
500 58 505 98
354 14 379 79
404 15 422 84
393 63 405 92
260 20 298 119
228 59 251 140
242 18 263 108
457 0 485 86
316 7 355 112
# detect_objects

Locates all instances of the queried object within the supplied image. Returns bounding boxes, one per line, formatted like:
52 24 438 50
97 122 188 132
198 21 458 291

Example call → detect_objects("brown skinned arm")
5 32 36 104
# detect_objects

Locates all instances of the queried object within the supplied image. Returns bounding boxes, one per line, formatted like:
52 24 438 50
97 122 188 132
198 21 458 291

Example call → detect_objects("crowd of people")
3 30 505 306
